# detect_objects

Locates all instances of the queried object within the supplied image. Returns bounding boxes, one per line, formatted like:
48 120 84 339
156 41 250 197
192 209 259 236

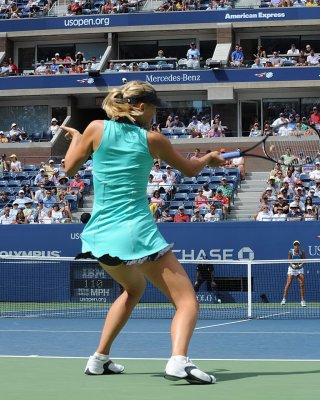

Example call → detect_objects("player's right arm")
148 131 224 177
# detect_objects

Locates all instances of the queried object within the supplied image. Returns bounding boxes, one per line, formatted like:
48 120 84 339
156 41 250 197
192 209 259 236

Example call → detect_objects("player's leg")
85 263 146 375
139 251 215 384
282 274 294 304
297 274 306 305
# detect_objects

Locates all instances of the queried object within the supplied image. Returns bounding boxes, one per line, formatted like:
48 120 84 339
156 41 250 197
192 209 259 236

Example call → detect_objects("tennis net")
0 256 319 319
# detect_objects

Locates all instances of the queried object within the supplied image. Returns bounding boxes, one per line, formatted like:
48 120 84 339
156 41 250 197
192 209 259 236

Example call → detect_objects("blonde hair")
102 80 156 123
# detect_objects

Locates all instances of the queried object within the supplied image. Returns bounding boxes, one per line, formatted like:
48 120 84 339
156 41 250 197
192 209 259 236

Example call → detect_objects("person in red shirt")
310 106 320 125
173 206 190 222
68 172 85 206
212 189 230 219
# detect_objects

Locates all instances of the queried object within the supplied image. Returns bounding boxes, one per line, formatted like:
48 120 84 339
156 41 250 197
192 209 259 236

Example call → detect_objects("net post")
247 260 252 319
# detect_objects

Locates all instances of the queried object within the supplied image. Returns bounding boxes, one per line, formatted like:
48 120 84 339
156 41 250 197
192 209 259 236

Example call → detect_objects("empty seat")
176 184 190 194
174 192 189 201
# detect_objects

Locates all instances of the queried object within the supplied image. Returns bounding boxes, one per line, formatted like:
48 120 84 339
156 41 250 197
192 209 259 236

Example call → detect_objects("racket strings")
266 135 320 166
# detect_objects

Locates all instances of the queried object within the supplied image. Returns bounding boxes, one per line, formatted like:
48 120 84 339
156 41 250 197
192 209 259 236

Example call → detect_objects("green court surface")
1 358 319 400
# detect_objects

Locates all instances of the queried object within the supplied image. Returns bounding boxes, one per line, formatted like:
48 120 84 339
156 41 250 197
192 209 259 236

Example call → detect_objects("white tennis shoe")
301 300 306 307
85 355 124 375
164 356 216 384
281 299 286 305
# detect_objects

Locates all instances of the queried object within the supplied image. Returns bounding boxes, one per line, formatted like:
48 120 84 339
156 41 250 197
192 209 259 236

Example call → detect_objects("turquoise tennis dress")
81 120 170 264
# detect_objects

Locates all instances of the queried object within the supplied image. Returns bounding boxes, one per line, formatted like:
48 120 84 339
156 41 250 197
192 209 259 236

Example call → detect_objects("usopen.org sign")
0 9 319 33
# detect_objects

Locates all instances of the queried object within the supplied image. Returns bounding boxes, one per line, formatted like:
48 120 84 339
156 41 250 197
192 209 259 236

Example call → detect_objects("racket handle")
221 151 241 160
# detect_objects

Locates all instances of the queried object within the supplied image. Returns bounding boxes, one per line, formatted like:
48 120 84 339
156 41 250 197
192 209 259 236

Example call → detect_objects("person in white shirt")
307 50 319 66
150 162 163 184
272 207 287 221
287 44 300 63
0 207 14 224
271 113 288 134
147 174 158 195
278 121 293 136
187 116 200 130
48 118 60 136
309 162 320 181
255 205 273 221
198 117 211 137
35 60 47 75
204 205 220 222
164 166 176 184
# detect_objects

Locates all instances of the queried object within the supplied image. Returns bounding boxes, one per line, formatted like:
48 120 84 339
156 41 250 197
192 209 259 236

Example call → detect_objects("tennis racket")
221 123 320 167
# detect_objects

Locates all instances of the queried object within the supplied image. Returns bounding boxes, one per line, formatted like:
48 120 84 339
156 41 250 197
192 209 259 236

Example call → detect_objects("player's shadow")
215 369 320 382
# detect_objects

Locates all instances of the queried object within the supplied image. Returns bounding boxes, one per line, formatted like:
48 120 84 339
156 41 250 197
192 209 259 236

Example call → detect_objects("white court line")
0 329 319 335
195 312 292 330
0 355 319 362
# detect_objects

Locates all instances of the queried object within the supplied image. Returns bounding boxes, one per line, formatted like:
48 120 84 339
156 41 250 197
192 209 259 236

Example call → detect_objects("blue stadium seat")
20 179 32 187
174 192 189 201
64 194 78 211
0 180 7 188
15 172 29 181
200 168 213 177
210 176 223 185
226 168 240 179
7 180 21 188
197 176 210 184
23 164 36 172
188 192 197 201
183 201 194 210
299 173 310 182
176 184 190 193
213 167 226 176
82 179 92 194
168 201 181 210
182 177 196 185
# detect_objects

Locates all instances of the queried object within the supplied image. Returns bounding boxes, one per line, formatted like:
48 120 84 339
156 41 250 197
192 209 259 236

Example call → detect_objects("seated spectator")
254 46 267 59
0 131 8 143
34 184 46 203
54 53 64 63
283 169 297 188
306 0 318 6
217 0 231 10
159 174 173 197
216 177 233 200
10 202 20 218
35 60 47 75
264 61 274 68
278 121 293 136
48 118 60 137
194 189 210 209
212 189 230 219
170 115 185 128
191 208 204 222
204 204 220 222
22 184 35 200
34 168 46 186
56 65 68 75
202 183 212 198
0 207 14 225
14 189 31 208
305 196 318 218
43 189 57 210
155 49 167 66
294 181 306 197
37 200 52 224
71 0 83 14
165 115 174 128
50 58 59 74
23 200 36 223
47 203 65 223
273 194 289 214
207 124 225 138
9 124 24 142
287 44 299 62
129 62 139 72
147 174 158 195
255 205 273 221
9 154 22 172
68 172 85 207
251 58 263 69
269 51 283 67
57 191 72 219
43 174 56 190
119 63 128 72
0 191 10 208
64 53 74 64
306 49 319 66
174 206 190 222
44 159 56 177
249 122 262 137
293 0 306 5
286 201 303 221
150 189 165 211
188 115 200 131
190 148 201 160
211 114 224 129
230 44 244 67
151 161 163 184
198 117 211 137
272 207 287 221
75 59 84 73
309 161 320 181
295 51 307 66
230 150 245 180
304 206 317 221
0 60 11 76
8 58 18 75
69 63 78 74
101 0 114 14
157 209 174 223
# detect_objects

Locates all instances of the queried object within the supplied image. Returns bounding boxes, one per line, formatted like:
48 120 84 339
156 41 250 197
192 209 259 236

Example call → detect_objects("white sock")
94 352 109 361
170 355 188 363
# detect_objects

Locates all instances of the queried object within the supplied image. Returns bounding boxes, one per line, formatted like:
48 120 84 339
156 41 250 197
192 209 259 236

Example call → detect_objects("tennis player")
62 80 224 384
281 240 306 307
